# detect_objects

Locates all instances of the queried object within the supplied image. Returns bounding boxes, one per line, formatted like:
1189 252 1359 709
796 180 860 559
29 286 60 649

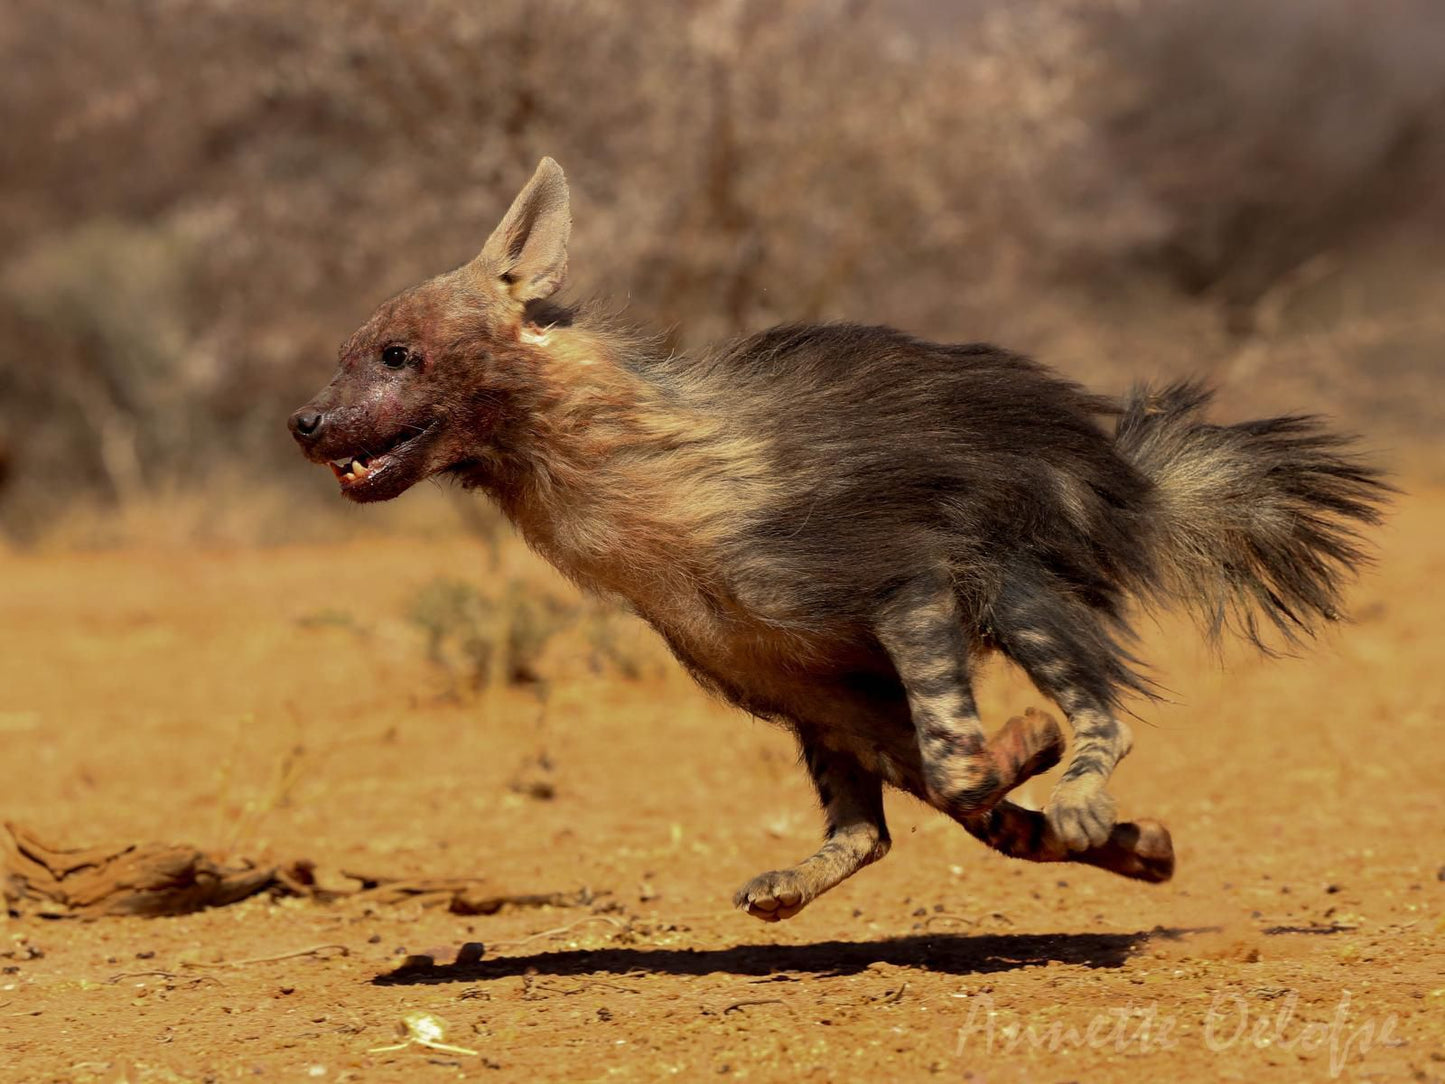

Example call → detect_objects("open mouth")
324 423 436 491
328 454 378 484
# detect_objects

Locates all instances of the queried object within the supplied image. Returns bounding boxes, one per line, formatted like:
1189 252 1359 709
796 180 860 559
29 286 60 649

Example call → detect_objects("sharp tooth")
352 459 370 478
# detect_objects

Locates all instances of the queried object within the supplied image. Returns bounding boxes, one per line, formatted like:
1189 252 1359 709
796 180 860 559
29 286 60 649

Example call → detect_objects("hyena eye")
381 345 409 369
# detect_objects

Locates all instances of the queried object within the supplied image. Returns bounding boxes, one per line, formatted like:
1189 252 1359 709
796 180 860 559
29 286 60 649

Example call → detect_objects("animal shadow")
373 926 1211 986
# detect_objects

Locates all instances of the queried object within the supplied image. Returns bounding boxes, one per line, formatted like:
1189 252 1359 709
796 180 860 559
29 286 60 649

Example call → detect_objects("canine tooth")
352 459 370 478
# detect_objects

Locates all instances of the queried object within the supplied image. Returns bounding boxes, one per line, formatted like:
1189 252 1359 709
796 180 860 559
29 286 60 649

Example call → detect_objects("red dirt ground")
1 489 1442 1083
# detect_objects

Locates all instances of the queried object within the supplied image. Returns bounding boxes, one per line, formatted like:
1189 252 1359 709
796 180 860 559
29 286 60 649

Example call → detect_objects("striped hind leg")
734 738 891 922
1044 699 1134 851
874 570 1000 814
1020 648 1136 851
991 581 1140 851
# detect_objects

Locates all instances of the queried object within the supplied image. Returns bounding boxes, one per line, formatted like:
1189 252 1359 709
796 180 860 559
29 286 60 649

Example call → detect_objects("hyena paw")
733 868 812 922
1045 778 1117 851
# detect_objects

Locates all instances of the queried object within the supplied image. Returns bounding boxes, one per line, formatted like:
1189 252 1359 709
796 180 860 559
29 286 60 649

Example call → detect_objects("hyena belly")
646 608 926 792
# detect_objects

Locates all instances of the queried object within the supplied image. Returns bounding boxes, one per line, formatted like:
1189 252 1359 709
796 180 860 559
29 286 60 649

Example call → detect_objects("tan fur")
497 323 816 676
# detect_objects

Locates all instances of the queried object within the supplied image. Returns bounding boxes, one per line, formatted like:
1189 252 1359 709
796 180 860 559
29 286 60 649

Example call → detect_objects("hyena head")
289 158 572 502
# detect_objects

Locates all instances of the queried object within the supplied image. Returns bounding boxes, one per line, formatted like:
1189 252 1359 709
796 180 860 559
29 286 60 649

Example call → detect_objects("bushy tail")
1115 382 1392 649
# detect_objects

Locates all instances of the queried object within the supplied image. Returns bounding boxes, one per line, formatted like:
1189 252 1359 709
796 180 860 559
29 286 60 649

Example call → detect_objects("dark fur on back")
690 324 1153 622
635 323 1387 711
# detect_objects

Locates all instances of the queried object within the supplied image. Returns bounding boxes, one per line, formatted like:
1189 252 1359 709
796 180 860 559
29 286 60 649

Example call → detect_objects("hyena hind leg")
874 570 999 813
734 741 890 922
1045 701 1133 851
998 615 1136 851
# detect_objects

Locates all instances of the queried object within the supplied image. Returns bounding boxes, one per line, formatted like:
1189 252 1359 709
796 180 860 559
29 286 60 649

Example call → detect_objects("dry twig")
182 943 349 969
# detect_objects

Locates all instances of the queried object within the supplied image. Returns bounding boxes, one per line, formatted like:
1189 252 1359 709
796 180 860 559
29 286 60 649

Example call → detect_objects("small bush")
406 577 577 693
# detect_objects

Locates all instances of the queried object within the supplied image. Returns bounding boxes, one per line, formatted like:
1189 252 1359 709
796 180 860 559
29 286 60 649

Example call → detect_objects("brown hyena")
290 159 1388 921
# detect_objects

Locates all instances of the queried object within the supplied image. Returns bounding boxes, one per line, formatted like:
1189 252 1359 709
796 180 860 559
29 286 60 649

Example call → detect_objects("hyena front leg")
874 571 1000 814
734 740 890 922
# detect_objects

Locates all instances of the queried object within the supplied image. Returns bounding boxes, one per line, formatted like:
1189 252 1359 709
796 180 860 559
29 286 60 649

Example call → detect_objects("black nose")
289 409 324 441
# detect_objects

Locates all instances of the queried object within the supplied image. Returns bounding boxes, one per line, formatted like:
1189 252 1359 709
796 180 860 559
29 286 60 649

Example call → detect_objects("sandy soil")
1 488 1442 1083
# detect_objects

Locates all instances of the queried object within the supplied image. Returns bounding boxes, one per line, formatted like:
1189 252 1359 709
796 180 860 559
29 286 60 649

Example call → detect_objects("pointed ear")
473 157 571 305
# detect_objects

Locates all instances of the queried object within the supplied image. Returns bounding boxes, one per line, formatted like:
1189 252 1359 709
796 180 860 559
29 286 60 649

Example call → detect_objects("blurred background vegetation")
1 0 1442 546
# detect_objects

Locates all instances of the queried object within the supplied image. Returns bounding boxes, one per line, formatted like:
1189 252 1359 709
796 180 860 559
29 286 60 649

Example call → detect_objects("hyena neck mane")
462 305 763 629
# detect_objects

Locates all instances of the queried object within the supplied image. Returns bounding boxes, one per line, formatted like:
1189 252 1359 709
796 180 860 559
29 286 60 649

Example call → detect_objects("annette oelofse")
954 988 1404 1076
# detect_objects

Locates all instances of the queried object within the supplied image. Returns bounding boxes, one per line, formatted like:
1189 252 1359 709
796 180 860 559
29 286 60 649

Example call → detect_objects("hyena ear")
473 157 571 305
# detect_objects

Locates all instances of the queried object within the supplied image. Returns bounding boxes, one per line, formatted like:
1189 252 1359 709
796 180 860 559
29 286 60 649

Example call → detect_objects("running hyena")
290 159 1388 921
